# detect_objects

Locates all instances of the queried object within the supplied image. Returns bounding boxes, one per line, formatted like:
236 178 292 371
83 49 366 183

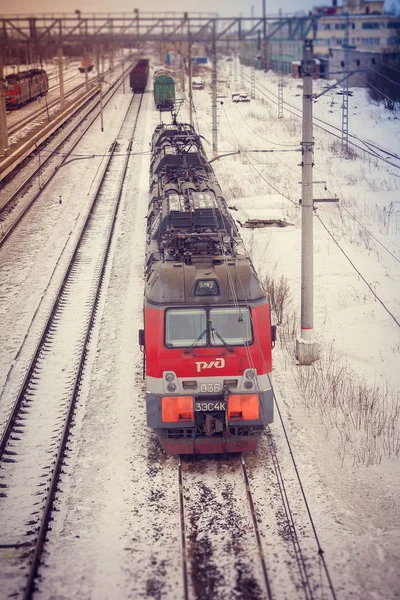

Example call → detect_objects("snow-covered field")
0 59 399 599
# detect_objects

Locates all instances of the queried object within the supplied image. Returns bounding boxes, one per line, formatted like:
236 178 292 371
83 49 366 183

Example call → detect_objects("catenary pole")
211 19 218 157
187 20 193 126
58 47 65 108
262 0 267 71
296 40 319 365
0 53 9 156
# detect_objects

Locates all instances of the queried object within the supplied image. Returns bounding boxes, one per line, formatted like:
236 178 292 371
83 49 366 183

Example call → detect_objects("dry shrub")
262 273 292 325
294 342 400 466
263 271 400 466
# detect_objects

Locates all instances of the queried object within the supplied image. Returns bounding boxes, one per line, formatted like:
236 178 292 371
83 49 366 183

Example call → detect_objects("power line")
316 213 400 328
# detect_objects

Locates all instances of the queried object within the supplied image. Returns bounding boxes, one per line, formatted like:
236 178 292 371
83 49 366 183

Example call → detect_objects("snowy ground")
0 59 399 599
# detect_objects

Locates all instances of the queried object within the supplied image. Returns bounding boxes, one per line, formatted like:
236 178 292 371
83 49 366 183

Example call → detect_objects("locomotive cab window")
165 307 252 348
166 309 207 348
210 308 253 346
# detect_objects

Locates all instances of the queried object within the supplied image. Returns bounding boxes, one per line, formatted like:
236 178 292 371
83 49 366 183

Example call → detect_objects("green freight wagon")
153 69 175 111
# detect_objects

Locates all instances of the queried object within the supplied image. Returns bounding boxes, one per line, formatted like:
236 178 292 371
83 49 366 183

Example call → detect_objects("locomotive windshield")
165 307 253 348
166 309 207 348
209 308 252 346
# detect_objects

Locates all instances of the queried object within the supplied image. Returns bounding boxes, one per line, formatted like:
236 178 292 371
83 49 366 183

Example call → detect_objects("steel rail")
7 79 94 137
178 457 189 600
0 92 143 600
0 67 131 247
240 454 273 600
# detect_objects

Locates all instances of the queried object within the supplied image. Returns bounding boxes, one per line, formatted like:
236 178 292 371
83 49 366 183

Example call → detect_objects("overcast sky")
3 0 397 17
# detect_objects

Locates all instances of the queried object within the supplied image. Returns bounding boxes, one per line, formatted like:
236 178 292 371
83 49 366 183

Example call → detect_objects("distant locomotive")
140 121 275 455
153 69 175 111
130 59 149 93
5 69 49 109
79 56 94 73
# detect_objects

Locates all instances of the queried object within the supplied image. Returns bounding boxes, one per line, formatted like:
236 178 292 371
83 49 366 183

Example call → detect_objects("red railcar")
140 122 275 455
129 58 149 92
5 69 49 109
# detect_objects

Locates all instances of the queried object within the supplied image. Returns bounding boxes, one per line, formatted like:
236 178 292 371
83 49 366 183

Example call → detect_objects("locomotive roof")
151 123 198 149
6 69 47 81
145 259 265 305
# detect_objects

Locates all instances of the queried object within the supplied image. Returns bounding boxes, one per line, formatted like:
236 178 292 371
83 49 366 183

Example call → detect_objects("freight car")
153 69 175 111
5 69 49 109
140 121 276 455
130 59 149 93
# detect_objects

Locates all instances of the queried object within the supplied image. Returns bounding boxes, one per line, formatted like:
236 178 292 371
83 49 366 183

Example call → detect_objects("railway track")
176 440 332 600
0 92 143 599
7 78 96 138
0 69 131 246
178 453 272 600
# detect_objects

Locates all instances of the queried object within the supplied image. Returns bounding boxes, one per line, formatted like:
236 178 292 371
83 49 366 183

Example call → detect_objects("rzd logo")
195 358 225 373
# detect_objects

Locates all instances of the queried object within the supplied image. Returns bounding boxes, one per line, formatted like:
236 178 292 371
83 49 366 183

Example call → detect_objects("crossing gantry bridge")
0 12 317 48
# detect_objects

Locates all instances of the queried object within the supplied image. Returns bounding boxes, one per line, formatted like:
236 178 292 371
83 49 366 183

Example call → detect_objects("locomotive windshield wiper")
184 328 207 354
210 324 234 353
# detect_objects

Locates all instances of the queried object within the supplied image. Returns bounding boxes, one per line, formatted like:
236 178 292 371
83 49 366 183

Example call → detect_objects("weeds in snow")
294 342 400 466
261 273 292 325
266 271 400 467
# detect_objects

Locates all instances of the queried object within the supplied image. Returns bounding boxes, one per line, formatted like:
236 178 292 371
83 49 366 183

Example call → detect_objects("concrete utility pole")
262 0 267 71
341 11 350 149
0 53 9 156
240 45 244 88
180 45 185 93
187 23 193 126
58 47 65 109
278 9 284 118
99 75 104 132
296 40 319 366
211 19 218 157
83 46 89 92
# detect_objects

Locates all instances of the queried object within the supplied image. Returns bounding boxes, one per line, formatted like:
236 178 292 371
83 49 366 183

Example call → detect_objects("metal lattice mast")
278 9 283 118
341 11 350 149
211 19 218 157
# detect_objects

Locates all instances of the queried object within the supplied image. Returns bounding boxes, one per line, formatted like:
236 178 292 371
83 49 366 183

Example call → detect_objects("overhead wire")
233 86 400 263
221 95 400 328
215 97 337 599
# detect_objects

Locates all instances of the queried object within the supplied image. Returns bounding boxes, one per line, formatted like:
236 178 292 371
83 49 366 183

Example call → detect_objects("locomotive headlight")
244 380 254 390
245 369 256 380
165 372 175 382
167 383 177 392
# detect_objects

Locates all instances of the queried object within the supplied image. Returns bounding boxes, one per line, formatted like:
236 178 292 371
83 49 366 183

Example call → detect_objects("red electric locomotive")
140 121 275 454
5 69 49 109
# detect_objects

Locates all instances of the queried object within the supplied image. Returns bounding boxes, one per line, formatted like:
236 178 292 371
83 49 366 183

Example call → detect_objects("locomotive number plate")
200 383 221 393
195 401 226 412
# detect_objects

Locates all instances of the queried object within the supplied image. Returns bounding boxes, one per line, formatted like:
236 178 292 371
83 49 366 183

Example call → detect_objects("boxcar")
153 69 175 111
130 59 149 93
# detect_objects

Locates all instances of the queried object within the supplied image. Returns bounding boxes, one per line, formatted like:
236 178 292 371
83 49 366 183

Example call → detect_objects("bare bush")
328 139 358 160
262 273 292 325
294 342 400 466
